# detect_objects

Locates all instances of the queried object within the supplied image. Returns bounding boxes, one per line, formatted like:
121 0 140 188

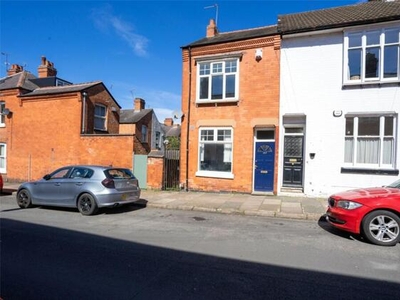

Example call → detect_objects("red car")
0 173 3 193
326 180 400 246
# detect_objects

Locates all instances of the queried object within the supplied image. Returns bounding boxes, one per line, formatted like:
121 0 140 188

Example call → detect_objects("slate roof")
19 81 103 97
162 124 181 137
119 108 153 124
182 25 278 48
0 71 39 91
278 1 400 35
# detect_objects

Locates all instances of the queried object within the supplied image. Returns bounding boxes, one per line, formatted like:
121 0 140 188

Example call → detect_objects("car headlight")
337 200 363 210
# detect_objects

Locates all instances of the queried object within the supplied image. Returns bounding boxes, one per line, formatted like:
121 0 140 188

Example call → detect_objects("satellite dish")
172 110 183 119
2 108 11 116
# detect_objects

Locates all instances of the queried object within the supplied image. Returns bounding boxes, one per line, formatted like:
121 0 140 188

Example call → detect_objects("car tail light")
102 178 115 189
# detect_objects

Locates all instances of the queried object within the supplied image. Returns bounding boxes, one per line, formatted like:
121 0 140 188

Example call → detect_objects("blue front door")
254 142 275 192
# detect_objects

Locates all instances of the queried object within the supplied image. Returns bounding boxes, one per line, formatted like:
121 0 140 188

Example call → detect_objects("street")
1 193 399 300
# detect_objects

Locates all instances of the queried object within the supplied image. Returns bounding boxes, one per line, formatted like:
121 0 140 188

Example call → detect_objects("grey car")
16 165 141 216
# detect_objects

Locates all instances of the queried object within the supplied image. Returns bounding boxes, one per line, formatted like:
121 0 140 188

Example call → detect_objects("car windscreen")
105 169 135 179
386 179 400 189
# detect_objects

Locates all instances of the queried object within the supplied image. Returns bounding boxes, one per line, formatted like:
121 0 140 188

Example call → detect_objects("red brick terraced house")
180 20 281 194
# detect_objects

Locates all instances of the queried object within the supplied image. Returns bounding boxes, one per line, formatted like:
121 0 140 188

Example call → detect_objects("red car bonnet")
332 187 400 202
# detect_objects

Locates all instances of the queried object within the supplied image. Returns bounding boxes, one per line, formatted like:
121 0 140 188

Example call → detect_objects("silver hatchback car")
16 165 141 215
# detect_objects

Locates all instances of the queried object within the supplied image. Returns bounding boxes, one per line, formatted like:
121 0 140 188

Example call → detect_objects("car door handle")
54 183 61 186
75 183 83 186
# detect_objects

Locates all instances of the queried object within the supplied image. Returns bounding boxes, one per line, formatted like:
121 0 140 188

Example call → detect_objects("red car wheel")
362 210 400 246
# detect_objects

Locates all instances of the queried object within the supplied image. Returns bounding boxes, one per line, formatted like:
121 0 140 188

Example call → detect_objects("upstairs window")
0 102 5 126
344 27 399 84
344 114 396 168
197 59 239 103
141 125 148 143
94 104 107 131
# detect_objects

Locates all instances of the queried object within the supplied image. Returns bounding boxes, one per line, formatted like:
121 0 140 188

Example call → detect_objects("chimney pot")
7 64 24 76
38 56 57 78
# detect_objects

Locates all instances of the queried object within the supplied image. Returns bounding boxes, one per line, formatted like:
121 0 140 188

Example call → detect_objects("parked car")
16 165 141 216
326 180 400 246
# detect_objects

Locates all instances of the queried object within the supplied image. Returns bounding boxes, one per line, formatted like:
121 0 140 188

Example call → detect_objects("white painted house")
278 0 400 197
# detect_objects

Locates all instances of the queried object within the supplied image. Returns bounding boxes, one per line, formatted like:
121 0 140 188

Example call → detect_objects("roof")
0 71 39 91
278 1 400 35
182 25 278 48
119 108 153 124
162 124 181 137
19 81 103 97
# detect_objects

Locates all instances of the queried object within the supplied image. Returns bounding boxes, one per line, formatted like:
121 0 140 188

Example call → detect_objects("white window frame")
344 113 396 169
343 25 400 85
94 104 107 131
196 57 240 103
195 127 234 179
0 101 5 127
0 143 6 173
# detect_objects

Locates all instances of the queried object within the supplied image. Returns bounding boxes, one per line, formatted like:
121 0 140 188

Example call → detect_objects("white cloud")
91 5 148 57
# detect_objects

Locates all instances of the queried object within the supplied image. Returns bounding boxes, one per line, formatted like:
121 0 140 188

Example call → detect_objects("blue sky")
1 0 362 122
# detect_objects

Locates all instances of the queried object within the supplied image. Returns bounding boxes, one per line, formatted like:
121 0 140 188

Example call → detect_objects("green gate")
133 154 147 189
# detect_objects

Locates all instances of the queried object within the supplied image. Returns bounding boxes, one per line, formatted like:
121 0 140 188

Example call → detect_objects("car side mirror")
43 174 51 180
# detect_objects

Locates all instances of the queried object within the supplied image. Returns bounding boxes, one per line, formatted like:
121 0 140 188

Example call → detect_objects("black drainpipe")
185 47 192 192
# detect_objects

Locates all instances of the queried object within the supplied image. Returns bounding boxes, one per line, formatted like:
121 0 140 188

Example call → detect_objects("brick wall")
147 155 163 189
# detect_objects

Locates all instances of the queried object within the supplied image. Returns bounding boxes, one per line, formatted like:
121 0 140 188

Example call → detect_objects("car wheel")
17 189 33 209
77 193 98 216
362 210 400 246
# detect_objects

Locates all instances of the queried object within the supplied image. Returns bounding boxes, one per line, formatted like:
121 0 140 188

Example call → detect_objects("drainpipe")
81 91 87 134
185 47 192 192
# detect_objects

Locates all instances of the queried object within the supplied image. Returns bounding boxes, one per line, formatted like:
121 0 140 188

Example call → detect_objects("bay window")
344 27 399 83
197 128 233 178
344 114 396 168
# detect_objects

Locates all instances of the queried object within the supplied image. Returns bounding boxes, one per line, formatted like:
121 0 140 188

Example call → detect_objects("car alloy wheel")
362 210 400 246
17 189 33 209
77 193 98 216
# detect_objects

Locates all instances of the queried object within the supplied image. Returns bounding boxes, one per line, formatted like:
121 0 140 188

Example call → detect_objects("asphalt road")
1 193 400 300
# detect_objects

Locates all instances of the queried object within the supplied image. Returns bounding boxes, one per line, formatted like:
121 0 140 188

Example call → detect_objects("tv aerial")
172 110 184 119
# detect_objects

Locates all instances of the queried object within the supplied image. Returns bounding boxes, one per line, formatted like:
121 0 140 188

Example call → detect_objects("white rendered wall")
279 31 400 197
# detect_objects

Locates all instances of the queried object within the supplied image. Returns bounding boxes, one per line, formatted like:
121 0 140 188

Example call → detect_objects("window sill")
341 167 399 175
196 170 234 179
196 99 239 105
343 80 400 89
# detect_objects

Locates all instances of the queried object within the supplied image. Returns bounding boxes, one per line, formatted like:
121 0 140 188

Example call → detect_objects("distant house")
120 98 164 153
0 56 158 182
277 0 400 196
180 19 281 193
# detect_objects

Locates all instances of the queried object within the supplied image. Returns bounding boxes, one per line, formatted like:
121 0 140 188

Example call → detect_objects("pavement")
4 183 328 221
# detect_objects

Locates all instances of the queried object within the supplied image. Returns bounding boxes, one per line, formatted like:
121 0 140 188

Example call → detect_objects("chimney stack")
206 19 218 38
38 56 57 78
164 118 174 127
134 98 146 111
7 64 23 76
